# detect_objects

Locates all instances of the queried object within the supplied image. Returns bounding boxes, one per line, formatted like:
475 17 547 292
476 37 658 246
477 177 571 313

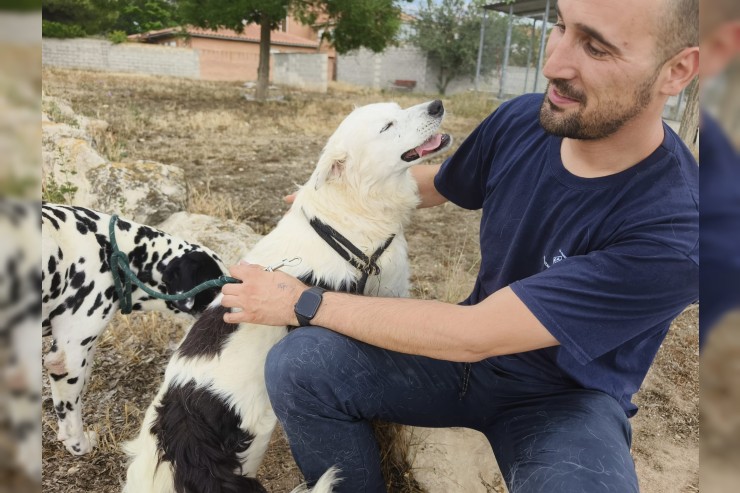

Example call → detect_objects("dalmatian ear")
313 148 347 190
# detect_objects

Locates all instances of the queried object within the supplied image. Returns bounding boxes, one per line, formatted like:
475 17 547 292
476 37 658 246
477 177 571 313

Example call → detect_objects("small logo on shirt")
543 249 568 269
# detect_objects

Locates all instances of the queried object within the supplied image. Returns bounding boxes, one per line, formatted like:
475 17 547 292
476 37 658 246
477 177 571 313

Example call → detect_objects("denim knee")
264 326 336 412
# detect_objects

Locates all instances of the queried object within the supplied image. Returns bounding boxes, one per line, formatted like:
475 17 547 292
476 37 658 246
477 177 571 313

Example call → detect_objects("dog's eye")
380 122 393 133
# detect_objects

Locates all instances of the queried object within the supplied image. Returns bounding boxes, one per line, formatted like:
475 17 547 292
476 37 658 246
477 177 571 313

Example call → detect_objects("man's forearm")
410 164 447 208
311 287 558 362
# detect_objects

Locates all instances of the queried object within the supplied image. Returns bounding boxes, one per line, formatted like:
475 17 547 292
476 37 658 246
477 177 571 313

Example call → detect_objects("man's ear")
660 46 700 96
313 150 347 190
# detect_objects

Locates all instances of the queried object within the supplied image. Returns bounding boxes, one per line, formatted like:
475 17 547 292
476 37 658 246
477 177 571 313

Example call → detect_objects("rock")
157 212 262 266
408 427 502 493
42 95 188 224
86 161 187 225
42 135 107 205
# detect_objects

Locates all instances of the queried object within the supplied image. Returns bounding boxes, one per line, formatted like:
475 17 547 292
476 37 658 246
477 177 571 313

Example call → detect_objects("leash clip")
265 257 302 272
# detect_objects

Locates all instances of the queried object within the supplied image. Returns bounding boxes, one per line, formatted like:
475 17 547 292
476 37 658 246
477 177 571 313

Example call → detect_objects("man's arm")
410 163 448 208
220 264 558 362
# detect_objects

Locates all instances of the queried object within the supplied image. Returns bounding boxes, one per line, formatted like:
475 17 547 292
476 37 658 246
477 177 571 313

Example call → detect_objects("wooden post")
678 77 700 153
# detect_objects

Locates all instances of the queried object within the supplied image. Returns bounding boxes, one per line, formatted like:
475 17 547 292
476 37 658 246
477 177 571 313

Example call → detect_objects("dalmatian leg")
45 323 104 455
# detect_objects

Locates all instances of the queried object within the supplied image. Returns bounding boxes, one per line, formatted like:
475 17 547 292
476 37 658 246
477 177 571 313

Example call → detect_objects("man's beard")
538 71 659 140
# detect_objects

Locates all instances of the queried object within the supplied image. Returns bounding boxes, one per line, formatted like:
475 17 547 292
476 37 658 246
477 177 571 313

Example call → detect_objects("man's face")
539 0 665 140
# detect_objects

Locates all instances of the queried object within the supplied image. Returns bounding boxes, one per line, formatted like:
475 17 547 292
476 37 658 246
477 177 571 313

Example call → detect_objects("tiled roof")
130 25 319 48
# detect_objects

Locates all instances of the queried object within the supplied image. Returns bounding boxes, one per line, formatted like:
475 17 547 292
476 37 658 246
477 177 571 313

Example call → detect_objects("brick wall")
42 38 200 78
272 53 328 93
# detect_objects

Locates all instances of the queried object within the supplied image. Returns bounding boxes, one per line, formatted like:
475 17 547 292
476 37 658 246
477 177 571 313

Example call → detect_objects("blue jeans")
265 327 639 493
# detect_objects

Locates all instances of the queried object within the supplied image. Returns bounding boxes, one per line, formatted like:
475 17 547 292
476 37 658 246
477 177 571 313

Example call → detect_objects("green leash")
108 214 240 314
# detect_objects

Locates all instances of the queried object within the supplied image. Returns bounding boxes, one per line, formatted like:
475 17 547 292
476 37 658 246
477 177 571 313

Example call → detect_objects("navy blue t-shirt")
699 113 740 346
435 94 699 417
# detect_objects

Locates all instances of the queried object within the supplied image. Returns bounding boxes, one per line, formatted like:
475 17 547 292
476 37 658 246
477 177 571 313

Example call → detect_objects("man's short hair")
659 0 699 63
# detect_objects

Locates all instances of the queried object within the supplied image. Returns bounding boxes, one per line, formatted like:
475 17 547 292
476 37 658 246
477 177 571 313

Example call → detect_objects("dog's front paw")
63 430 98 455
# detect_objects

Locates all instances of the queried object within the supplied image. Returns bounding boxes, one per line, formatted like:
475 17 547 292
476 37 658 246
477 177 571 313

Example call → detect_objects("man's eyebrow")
555 4 623 56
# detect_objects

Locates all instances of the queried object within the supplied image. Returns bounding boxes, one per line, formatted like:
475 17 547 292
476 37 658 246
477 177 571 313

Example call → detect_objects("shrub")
107 30 129 44
42 20 87 39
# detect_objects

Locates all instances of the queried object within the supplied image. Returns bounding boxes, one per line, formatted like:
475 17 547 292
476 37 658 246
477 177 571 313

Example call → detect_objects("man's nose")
542 30 578 82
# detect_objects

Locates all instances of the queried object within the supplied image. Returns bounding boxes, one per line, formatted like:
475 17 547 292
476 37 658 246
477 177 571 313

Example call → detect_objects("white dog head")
311 100 452 191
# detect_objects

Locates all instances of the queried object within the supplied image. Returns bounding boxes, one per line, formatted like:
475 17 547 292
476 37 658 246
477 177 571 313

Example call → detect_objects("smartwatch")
294 286 327 327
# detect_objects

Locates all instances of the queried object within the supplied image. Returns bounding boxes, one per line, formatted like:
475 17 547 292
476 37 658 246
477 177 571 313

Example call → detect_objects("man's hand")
220 262 308 326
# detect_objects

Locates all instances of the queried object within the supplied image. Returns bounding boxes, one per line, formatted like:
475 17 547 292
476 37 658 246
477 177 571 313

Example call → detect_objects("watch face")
296 288 323 319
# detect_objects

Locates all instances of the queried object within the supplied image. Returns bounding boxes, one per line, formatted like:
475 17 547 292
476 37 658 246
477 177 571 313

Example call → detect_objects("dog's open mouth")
401 133 451 162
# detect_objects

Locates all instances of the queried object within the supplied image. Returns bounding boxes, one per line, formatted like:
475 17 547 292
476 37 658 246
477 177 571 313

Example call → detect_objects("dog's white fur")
123 100 451 493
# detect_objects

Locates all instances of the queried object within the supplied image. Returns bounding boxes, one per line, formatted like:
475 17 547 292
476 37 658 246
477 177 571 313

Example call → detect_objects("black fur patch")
163 250 224 314
42 211 60 230
117 218 132 231
177 306 238 359
49 206 67 222
134 226 162 244
152 381 267 493
86 292 104 317
80 335 97 346
64 280 95 315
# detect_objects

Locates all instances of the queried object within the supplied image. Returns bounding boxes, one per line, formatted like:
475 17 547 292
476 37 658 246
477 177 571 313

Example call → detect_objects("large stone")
157 212 262 266
42 95 188 224
86 161 187 225
408 427 503 493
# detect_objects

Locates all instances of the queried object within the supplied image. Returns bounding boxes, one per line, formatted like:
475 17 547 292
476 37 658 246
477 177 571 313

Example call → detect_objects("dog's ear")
313 150 347 190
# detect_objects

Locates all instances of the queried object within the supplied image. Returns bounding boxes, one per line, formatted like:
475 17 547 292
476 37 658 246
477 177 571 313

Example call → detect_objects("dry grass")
187 178 253 222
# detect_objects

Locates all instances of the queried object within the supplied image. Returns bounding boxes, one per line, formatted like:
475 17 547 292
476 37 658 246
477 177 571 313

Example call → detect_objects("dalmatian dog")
2 200 43 482
42 202 228 456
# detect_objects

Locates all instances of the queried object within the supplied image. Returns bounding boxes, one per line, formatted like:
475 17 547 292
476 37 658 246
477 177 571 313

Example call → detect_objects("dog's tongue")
415 134 442 157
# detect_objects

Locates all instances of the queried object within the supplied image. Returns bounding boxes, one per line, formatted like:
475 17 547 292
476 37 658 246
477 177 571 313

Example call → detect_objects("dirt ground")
41 68 698 492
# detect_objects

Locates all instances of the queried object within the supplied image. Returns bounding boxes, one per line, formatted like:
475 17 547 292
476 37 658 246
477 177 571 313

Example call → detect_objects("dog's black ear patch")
163 251 224 314
152 381 268 493
177 306 239 358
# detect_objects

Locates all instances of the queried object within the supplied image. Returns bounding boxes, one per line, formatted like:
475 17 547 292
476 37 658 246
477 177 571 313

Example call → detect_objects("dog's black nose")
428 99 444 117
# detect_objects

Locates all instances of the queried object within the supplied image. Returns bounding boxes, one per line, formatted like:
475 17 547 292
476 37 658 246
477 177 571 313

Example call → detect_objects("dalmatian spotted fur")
2 200 42 481
41 202 227 456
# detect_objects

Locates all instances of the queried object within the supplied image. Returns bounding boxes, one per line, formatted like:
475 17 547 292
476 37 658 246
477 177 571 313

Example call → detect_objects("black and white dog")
123 100 452 492
42 202 227 455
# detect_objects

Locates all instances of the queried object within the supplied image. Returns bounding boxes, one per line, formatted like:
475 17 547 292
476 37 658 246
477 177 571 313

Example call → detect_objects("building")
130 17 336 83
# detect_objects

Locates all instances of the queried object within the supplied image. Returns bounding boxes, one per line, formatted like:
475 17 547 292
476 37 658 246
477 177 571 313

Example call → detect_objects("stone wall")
42 38 200 79
272 52 328 93
337 45 546 96
338 46 432 92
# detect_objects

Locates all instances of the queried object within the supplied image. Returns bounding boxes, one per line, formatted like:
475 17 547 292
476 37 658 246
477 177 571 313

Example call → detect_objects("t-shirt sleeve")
434 109 504 210
510 238 699 365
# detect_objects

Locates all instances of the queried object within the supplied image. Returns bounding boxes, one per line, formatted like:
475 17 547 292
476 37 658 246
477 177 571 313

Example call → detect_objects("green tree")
177 0 410 100
111 0 178 34
410 0 482 95
42 0 119 37
411 0 532 95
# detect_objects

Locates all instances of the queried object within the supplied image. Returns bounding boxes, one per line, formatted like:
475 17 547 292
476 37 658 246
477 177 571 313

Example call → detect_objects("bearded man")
222 1 700 491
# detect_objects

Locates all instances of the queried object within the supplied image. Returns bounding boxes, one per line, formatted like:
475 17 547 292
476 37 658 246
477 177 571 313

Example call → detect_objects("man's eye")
554 22 565 33
586 43 608 57
380 122 393 133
